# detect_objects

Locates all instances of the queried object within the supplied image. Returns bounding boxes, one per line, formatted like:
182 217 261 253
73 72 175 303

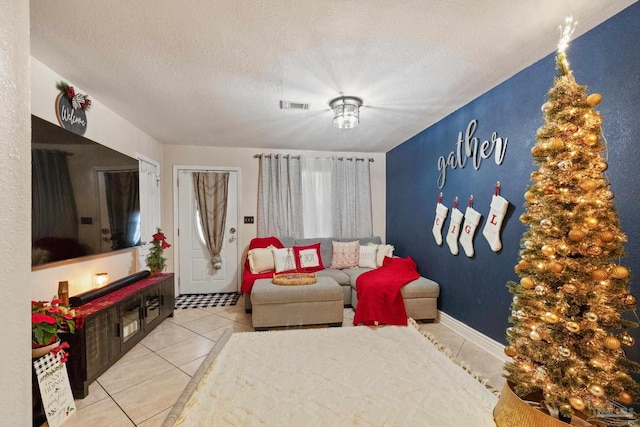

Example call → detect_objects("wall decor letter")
436 119 508 189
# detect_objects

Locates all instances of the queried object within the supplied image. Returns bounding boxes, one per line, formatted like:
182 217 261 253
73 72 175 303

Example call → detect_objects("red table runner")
73 273 170 328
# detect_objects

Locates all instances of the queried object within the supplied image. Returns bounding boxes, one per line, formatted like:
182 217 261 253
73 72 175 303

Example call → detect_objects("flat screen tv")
32 115 141 267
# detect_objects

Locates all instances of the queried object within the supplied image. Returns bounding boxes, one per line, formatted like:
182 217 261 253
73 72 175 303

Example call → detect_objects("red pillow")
292 243 325 272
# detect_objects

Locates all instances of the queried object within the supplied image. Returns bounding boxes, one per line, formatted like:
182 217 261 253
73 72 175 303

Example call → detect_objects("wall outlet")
244 216 254 224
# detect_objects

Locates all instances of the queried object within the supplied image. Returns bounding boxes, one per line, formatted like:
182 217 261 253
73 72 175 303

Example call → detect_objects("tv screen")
32 115 141 267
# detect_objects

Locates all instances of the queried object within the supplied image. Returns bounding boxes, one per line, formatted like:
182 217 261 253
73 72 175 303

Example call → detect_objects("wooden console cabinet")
63 273 175 398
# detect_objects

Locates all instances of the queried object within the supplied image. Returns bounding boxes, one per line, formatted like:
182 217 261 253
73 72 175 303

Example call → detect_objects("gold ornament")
569 396 586 411
520 277 534 289
549 261 564 274
595 161 608 172
544 312 559 324
611 266 630 279
566 322 580 333
618 391 634 405
504 346 517 357
549 138 565 150
604 190 614 200
583 133 599 146
524 191 536 202
586 93 602 107
591 269 609 281
579 180 598 191
558 160 572 170
531 146 543 157
540 219 552 229
598 231 615 243
588 384 605 397
586 312 599 322
623 294 637 305
584 216 599 229
541 101 554 112
541 245 556 257
563 284 577 294
621 334 635 347
535 285 547 295
604 336 621 350
556 243 570 256
568 229 586 242
529 330 541 341
565 123 579 135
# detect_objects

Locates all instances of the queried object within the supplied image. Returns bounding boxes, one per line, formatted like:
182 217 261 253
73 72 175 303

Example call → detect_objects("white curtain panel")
332 157 373 238
257 155 303 238
301 156 333 238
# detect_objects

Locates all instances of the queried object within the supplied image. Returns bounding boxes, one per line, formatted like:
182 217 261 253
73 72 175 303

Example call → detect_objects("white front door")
177 169 238 294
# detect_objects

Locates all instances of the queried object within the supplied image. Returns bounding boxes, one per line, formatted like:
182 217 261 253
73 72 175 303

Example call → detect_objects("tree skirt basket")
272 272 317 286
494 381 594 427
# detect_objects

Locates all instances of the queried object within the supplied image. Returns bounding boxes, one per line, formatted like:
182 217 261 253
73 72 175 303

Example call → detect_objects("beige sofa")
243 236 440 321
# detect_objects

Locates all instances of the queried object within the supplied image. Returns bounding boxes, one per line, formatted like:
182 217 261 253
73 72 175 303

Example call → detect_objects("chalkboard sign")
33 350 76 427
55 93 87 136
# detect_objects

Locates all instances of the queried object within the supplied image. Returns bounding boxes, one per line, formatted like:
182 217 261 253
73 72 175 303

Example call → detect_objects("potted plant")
32 299 76 358
146 228 171 275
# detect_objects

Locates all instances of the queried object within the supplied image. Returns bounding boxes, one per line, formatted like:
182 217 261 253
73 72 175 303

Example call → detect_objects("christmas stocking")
432 202 449 246
460 206 482 257
446 207 464 255
482 195 509 252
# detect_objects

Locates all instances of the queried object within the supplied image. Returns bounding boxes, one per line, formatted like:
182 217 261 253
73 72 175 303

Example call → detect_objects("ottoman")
251 276 343 331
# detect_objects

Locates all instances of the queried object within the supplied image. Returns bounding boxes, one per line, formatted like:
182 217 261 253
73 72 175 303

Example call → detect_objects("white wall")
30 58 163 301
161 145 386 277
2 1 32 424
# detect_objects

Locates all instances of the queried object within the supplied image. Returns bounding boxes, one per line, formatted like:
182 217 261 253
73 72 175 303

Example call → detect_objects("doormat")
174 292 240 309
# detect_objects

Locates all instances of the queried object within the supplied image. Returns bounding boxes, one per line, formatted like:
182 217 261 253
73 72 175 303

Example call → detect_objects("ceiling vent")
279 100 310 110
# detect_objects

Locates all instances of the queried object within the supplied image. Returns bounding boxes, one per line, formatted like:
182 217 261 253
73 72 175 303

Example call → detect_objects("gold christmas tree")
505 19 640 419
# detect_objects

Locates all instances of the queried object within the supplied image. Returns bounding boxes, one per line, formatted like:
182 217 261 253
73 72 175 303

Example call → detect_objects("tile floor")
58 296 506 426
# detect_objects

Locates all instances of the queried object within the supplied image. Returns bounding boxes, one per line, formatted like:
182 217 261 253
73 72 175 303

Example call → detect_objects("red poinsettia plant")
31 299 76 348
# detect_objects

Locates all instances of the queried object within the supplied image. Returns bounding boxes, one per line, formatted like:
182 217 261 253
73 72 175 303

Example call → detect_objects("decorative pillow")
272 247 297 273
247 246 275 274
331 240 360 269
293 243 324 272
358 245 378 269
376 244 395 267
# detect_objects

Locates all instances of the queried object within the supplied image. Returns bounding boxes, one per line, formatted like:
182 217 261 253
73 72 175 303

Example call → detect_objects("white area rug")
164 324 498 426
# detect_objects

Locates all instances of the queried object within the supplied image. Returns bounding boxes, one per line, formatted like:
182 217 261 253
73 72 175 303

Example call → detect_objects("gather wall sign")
436 119 508 188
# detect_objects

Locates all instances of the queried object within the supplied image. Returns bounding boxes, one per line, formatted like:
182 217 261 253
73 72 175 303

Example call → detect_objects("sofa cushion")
316 268 351 286
400 276 440 299
358 245 378 268
343 267 374 287
330 240 360 269
376 244 394 267
272 247 296 273
293 243 324 272
247 246 275 274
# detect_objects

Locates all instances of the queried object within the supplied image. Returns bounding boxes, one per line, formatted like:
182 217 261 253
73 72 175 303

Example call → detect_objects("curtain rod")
253 153 374 162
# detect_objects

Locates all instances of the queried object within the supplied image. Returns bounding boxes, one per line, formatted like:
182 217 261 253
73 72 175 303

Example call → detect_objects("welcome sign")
55 92 88 136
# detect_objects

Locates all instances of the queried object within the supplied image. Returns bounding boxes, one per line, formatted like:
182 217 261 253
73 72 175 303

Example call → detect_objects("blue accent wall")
386 3 640 361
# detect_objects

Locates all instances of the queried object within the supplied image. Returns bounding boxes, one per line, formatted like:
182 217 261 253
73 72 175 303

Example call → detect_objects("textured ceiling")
30 0 636 153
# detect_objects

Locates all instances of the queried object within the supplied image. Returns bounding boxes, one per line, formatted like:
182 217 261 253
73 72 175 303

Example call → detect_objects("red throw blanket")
241 237 284 294
353 256 420 326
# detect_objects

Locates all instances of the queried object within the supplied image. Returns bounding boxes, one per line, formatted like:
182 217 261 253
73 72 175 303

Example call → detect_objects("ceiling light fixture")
329 96 362 129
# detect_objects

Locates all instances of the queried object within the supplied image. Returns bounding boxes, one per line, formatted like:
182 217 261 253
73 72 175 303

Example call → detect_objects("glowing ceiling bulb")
558 16 577 54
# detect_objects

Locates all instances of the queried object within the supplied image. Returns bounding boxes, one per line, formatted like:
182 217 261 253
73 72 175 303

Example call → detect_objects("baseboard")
438 310 510 362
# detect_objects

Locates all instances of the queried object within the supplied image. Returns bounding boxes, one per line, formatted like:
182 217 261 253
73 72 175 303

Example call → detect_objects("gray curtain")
193 172 229 269
257 154 303 238
104 170 140 249
332 157 373 238
32 149 78 241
